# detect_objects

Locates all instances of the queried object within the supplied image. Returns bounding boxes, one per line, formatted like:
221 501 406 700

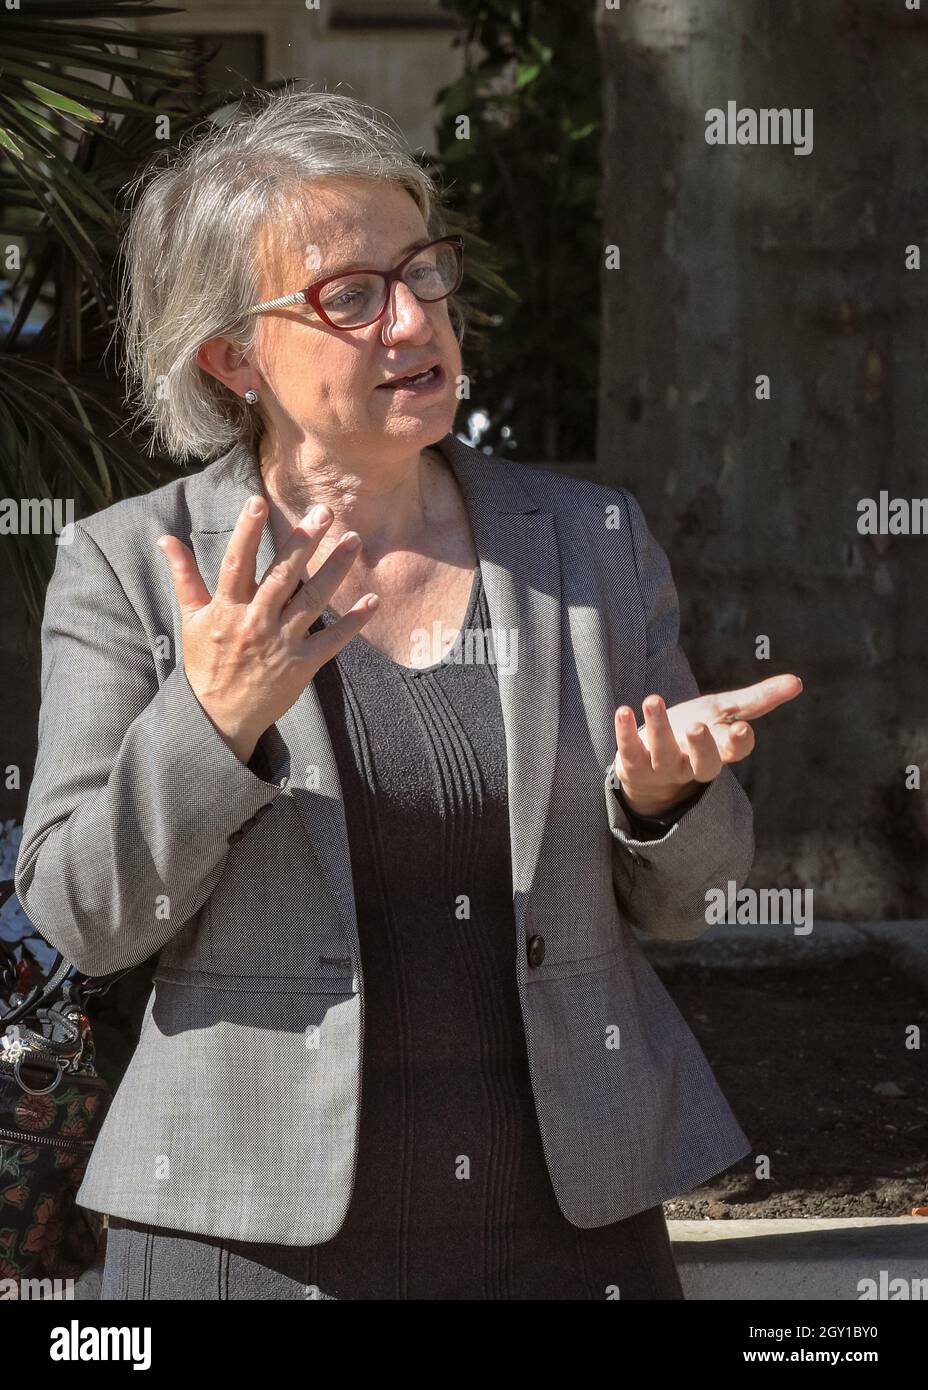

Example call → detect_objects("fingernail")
366 594 379 609
311 504 332 525
342 532 361 549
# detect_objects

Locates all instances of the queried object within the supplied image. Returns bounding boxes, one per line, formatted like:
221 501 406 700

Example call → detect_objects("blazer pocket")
524 937 627 984
200 803 349 979
153 965 356 995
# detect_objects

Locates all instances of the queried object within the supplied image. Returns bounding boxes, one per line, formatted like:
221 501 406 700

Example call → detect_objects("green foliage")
0 1 255 623
428 0 602 461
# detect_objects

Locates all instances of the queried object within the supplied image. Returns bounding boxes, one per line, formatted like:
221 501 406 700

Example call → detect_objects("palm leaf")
0 1 216 620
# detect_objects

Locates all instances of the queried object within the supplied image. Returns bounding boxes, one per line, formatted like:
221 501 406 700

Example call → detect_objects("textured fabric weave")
101 567 683 1299
100 1200 682 1300
15 431 756 1242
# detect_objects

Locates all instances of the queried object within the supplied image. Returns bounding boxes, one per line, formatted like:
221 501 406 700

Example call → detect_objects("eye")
408 263 442 285
326 289 365 309
319 276 378 315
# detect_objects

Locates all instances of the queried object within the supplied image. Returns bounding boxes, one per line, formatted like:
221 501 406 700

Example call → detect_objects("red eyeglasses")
243 235 465 330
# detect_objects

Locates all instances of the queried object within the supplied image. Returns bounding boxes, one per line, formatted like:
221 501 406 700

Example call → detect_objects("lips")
377 361 442 389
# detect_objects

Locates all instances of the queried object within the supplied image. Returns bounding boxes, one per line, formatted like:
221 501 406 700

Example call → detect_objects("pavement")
670 1217 928 1300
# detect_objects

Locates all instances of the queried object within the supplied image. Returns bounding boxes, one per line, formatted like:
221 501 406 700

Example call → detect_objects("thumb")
156 535 212 618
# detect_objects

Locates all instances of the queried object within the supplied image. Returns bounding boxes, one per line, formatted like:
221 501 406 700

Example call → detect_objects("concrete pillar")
595 0 928 918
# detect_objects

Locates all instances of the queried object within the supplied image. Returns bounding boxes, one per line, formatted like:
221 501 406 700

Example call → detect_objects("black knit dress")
101 566 684 1301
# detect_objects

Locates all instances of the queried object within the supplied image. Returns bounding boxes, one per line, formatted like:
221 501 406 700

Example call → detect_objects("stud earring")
244 388 258 405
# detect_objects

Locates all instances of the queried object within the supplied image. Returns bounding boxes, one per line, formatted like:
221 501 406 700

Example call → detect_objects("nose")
381 279 432 343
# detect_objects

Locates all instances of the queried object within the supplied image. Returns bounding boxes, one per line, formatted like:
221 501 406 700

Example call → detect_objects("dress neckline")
321 564 483 677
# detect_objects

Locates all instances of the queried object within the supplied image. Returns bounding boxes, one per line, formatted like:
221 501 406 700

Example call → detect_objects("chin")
380 402 457 442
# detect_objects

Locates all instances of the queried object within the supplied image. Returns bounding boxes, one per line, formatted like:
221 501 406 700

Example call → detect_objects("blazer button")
526 934 546 968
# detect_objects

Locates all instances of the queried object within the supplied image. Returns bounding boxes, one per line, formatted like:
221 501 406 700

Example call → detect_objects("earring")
244 388 258 405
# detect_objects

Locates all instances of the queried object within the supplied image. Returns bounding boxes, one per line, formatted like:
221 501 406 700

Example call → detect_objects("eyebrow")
322 237 432 276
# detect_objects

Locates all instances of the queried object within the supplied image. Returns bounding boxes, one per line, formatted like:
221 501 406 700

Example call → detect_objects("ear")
196 335 260 395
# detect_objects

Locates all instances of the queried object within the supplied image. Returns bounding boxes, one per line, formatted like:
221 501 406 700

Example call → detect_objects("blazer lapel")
437 434 562 945
185 432 561 957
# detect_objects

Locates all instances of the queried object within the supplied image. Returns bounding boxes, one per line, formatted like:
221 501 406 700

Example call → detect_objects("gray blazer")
15 431 754 1245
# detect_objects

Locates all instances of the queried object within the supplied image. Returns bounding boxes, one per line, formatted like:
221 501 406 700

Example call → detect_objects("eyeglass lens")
318 241 461 326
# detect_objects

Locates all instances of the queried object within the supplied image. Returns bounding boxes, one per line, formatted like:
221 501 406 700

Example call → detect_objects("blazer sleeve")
604 487 755 940
14 521 287 977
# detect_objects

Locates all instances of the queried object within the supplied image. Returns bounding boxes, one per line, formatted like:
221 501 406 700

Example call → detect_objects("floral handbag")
0 947 130 1286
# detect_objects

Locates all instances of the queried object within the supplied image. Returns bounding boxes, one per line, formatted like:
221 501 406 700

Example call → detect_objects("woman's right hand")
157 494 377 764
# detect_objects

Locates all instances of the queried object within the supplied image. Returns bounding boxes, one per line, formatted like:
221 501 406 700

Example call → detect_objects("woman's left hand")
612 673 803 818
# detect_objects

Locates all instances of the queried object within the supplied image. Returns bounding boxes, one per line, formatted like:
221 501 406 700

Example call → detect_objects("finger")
156 535 212 617
717 720 755 762
215 494 271 606
641 694 687 773
613 706 650 778
279 531 363 637
715 673 803 723
684 723 723 781
253 503 336 617
299 593 380 668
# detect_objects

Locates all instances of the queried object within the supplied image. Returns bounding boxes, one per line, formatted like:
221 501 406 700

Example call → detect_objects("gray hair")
116 85 463 463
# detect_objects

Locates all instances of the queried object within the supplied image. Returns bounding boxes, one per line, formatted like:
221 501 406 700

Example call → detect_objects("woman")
15 87 800 1300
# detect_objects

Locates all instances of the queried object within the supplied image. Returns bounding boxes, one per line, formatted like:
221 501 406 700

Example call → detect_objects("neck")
258 437 446 560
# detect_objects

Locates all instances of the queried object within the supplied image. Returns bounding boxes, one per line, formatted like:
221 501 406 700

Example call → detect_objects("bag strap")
0 949 133 1028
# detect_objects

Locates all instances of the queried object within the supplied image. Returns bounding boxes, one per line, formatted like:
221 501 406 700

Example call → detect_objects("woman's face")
210 176 463 462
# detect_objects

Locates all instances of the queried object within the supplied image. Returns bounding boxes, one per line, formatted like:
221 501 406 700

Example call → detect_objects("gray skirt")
100 1203 684 1301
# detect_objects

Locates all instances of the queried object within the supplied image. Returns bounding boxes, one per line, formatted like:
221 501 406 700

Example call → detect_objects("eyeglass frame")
242 234 465 328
